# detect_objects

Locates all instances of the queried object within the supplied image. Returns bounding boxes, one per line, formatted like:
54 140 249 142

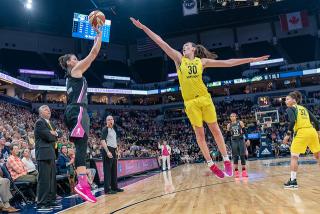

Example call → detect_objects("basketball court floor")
58 157 319 214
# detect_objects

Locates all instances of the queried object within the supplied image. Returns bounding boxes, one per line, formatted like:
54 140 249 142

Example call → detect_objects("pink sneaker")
235 170 239 178
224 161 233 177
75 183 97 203
210 164 225 179
242 170 248 178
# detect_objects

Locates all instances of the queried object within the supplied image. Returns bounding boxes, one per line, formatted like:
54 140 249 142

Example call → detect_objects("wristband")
286 131 292 136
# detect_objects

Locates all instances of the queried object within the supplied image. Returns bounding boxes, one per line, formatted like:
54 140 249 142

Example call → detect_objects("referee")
100 115 124 194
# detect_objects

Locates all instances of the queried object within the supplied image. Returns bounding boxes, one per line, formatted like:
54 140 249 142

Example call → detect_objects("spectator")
158 140 171 171
0 167 20 213
57 145 73 175
0 138 10 161
21 148 38 175
6 145 37 183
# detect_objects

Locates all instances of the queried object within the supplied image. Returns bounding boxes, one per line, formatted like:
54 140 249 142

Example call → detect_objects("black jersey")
230 121 243 140
66 76 88 107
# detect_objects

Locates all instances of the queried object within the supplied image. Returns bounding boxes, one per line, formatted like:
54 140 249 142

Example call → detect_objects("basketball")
88 10 105 29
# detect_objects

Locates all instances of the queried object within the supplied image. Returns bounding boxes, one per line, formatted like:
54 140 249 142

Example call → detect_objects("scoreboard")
72 13 111 43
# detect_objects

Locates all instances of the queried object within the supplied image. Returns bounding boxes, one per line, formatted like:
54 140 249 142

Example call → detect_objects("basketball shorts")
291 127 320 154
231 139 246 157
184 94 217 127
64 105 90 140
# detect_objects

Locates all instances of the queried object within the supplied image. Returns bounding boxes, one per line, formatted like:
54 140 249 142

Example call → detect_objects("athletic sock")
290 171 297 181
235 168 239 171
242 166 246 171
222 155 230 161
207 160 214 168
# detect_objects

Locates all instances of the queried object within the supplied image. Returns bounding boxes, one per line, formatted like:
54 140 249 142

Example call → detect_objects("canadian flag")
279 11 309 32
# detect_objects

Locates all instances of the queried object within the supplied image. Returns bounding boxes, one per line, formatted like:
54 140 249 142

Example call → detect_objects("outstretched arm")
71 29 103 78
201 55 270 69
130 17 182 64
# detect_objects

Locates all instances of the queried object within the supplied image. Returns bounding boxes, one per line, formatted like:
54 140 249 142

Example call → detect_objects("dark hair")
190 43 218 59
58 54 74 71
288 91 302 104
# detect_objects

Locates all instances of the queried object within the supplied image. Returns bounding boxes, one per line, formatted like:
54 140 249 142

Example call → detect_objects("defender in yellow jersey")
130 17 269 179
178 57 217 126
283 91 320 189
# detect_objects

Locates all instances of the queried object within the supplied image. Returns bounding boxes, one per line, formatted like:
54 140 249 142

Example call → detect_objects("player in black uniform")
58 29 102 203
227 113 248 178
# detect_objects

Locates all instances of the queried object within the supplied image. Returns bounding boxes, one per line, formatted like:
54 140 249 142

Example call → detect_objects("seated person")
0 167 20 213
21 148 38 175
56 145 72 175
6 145 37 183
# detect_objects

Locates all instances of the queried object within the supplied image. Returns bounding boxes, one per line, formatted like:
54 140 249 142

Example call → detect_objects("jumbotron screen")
72 13 111 43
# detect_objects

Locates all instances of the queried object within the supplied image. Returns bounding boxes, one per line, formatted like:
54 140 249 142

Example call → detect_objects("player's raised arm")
71 29 103 77
201 55 270 69
130 17 182 64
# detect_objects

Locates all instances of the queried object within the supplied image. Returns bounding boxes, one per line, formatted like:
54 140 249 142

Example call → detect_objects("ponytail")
190 43 218 59
288 91 302 104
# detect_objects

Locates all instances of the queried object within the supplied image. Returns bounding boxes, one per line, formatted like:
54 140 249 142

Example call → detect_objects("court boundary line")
109 172 291 214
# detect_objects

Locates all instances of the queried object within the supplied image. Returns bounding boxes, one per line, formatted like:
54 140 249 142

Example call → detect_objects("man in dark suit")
34 105 62 212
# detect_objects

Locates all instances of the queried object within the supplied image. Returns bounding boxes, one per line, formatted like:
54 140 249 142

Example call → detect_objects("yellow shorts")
184 94 217 127
291 128 320 154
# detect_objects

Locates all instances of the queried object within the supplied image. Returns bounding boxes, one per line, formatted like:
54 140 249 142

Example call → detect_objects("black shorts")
231 139 246 157
64 105 90 139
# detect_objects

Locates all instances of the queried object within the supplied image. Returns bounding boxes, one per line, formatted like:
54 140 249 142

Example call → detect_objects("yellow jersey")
177 57 209 101
293 104 313 132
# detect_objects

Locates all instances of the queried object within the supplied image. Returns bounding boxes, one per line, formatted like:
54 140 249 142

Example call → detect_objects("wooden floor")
60 157 320 214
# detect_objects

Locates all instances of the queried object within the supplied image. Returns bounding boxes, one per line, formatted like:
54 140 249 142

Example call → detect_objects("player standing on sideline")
130 17 269 178
283 91 320 189
227 113 248 178
58 28 102 203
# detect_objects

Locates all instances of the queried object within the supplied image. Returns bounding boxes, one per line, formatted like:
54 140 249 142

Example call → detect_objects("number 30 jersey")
177 57 209 101
293 104 313 132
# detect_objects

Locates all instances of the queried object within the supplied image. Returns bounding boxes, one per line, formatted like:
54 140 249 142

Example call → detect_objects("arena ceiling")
0 0 318 44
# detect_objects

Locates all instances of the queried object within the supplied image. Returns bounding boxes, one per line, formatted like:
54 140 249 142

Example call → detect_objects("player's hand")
130 17 145 30
93 26 102 35
283 135 290 144
251 55 270 63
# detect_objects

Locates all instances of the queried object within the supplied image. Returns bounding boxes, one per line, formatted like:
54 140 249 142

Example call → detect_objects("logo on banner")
261 148 271 155
289 16 299 25
184 0 196 9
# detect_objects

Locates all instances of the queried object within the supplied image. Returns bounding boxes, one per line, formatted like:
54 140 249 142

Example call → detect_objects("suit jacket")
34 118 61 161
